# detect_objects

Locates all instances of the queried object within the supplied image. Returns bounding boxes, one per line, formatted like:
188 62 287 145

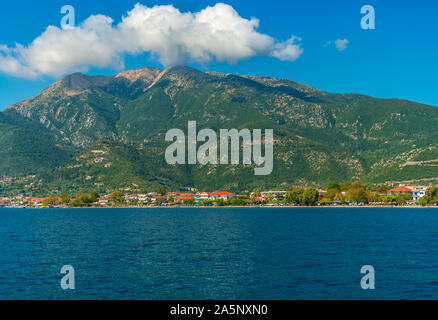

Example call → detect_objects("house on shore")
193 191 237 202
125 194 139 202
150 195 167 203
138 194 149 202
175 193 196 203
261 190 287 201
166 192 180 200
388 185 428 201
388 186 412 195
99 197 115 205
195 192 212 202
210 191 237 201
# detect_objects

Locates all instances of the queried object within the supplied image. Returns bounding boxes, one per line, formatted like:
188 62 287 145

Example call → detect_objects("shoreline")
2 205 437 209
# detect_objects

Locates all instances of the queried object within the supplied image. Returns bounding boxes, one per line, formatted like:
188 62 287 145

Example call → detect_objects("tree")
326 182 341 192
88 191 100 203
70 190 89 207
111 190 125 203
396 194 407 206
347 188 368 204
252 189 262 197
367 192 380 203
70 198 85 207
60 193 71 205
72 190 88 206
76 190 86 200
229 198 247 206
382 195 396 203
202 200 214 207
340 182 352 192
264 193 274 203
250 189 262 202
43 195 58 206
377 185 390 194
429 187 438 199
326 189 339 201
319 197 332 205
301 187 319 206
157 186 167 196
346 182 368 204
286 188 304 204
417 196 432 206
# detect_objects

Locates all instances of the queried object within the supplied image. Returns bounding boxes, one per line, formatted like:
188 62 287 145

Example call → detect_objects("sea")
1 207 438 300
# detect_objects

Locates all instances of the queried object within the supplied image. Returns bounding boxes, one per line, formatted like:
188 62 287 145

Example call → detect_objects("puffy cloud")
324 38 349 52
0 3 303 79
270 36 303 61
334 39 349 51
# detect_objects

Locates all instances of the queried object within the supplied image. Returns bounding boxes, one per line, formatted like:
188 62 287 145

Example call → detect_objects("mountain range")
2 65 438 195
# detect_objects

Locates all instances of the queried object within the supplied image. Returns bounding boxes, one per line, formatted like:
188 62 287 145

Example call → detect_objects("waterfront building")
388 185 428 201
99 198 115 205
261 190 287 201
175 193 196 203
210 191 237 201
195 192 212 202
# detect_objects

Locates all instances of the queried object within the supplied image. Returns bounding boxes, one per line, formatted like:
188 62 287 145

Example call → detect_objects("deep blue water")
1 207 438 299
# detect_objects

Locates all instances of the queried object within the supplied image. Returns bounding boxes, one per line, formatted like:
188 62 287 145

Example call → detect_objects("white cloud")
324 38 349 52
270 36 303 61
0 3 303 79
334 39 349 51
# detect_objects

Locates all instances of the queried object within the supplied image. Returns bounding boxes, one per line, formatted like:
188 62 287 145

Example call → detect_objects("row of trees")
42 186 170 207
304 181 412 206
43 190 101 207
252 181 431 206
282 182 438 206
285 188 320 206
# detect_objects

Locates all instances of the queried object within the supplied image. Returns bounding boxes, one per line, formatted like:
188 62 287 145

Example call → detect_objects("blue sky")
1 0 438 109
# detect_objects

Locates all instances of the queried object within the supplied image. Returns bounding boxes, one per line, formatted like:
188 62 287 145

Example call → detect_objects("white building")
261 190 287 201
411 186 428 201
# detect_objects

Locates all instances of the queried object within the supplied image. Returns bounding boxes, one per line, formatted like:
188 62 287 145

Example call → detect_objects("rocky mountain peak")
113 67 162 85
60 72 111 91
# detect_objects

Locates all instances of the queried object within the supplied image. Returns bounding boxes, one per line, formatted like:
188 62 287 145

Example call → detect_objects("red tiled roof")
152 196 167 199
176 194 195 200
211 191 235 196
389 187 412 192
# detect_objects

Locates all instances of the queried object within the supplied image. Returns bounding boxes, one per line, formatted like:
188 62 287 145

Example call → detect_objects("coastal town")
1 182 438 208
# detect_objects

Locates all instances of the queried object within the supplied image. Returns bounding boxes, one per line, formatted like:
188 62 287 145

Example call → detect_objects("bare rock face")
113 67 162 86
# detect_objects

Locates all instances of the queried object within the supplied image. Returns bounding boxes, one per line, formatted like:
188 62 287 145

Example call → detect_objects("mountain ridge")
2 65 438 195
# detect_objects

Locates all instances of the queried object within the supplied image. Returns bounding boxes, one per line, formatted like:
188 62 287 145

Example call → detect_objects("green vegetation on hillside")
2 65 438 195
